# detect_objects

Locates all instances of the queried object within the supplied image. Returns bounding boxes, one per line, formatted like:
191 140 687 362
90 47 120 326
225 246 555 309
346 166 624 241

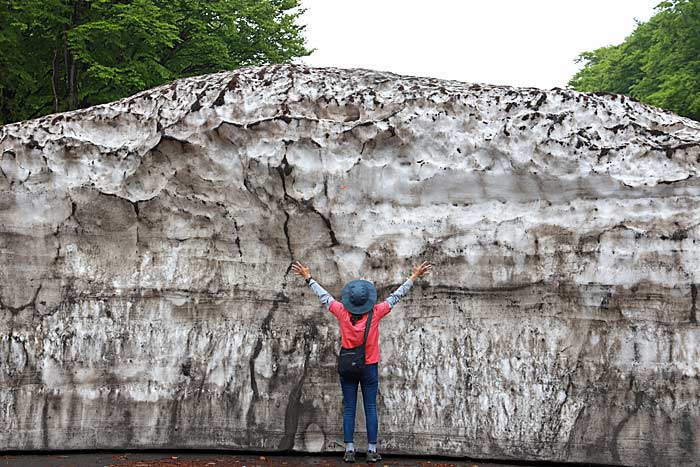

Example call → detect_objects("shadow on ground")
0 452 623 467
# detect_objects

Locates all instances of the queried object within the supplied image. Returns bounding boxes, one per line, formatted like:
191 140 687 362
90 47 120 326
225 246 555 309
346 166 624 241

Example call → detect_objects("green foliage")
569 0 700 122
0 0 311 125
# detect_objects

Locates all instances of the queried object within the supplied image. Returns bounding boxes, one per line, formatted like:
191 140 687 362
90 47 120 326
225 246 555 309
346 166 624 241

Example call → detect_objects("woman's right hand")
410 261 433 281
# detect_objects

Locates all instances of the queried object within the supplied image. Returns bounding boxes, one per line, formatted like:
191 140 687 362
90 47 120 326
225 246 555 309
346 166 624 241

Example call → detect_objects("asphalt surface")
0 452 598 467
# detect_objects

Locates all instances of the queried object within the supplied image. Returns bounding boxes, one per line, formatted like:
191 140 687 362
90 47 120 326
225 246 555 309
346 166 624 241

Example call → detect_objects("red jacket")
307 277 414 364
329 300 392 364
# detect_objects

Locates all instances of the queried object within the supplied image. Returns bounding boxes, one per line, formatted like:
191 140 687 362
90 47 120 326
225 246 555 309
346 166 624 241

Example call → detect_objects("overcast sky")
298 0 660 89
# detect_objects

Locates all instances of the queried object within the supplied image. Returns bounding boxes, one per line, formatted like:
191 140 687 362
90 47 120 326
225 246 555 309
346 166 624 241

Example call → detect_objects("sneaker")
366 451 382 463
343 450 356 463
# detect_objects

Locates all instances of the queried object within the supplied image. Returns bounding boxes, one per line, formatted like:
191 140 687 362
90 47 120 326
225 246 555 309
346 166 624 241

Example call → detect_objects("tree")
0 0 311 125
568 0 700 122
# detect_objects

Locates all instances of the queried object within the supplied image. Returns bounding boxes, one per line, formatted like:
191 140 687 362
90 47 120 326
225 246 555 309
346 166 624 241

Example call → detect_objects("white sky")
297 0 661 89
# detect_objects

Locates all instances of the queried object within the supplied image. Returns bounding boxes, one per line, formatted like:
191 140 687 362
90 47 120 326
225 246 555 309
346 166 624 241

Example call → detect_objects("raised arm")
385 278 414 309
291 260 336 310
308 279 335 309
385 261 433 309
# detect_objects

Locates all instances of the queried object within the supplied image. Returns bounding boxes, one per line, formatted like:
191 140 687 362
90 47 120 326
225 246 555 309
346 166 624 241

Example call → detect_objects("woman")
291 260 433 463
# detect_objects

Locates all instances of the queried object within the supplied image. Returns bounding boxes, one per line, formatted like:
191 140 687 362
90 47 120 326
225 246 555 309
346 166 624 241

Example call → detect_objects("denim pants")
339 362 378 444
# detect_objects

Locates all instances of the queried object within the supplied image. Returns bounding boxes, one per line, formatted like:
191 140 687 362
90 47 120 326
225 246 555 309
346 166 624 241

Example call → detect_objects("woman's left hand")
291 260 312 280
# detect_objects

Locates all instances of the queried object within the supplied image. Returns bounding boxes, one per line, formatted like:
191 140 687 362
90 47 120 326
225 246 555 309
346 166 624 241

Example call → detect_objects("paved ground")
0 452 603 467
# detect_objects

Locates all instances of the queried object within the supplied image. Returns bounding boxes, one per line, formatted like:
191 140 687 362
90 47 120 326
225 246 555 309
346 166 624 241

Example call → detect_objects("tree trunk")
63 31 70 101
70 0 82 110
69 57 76 109
51 48 60 112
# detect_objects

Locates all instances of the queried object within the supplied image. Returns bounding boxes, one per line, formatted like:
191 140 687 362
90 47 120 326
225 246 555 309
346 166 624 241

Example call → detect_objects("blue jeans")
339 362 378 444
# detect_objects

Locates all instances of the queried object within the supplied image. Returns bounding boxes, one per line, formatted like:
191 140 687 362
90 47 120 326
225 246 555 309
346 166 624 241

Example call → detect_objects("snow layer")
2 65 700 466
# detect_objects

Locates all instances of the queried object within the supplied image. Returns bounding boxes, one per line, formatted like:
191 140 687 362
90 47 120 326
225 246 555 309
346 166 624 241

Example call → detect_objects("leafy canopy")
0 0 312 125
568 0 700 122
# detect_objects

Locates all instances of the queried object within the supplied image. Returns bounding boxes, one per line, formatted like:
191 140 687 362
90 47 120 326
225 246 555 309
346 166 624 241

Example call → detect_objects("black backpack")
337 310 373 379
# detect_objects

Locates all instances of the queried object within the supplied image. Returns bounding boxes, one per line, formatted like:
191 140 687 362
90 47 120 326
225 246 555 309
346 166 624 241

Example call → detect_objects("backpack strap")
361 309 373 346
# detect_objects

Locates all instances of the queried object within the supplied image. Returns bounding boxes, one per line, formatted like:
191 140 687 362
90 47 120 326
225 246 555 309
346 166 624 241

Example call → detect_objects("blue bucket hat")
341 279 377 315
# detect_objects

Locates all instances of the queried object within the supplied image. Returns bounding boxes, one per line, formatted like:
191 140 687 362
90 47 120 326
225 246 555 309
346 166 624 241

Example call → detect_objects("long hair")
350 312 363 325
